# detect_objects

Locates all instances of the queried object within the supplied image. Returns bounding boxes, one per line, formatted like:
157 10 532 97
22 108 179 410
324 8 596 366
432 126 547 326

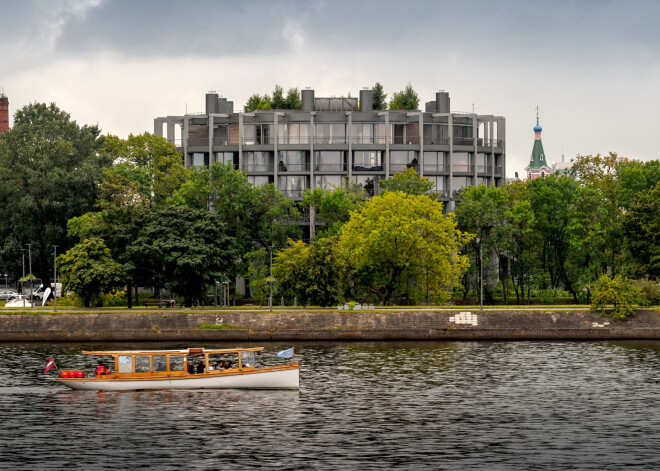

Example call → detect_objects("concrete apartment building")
154 88 506 221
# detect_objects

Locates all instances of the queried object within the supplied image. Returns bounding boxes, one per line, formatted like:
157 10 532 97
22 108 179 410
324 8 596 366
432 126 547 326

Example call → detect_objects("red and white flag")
43 357 56 374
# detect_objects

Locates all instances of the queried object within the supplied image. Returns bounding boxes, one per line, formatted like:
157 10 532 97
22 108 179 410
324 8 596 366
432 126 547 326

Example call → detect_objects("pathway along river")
2 341 660 470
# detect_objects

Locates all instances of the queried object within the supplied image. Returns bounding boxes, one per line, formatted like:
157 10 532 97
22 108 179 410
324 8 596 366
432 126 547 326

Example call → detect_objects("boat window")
241 351 255 368
152 355 167 372
135 355 150 373
118 355 132 374
169 355 184 372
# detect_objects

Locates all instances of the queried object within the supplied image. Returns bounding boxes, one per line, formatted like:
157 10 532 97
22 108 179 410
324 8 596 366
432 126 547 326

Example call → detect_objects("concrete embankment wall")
1 309 660 342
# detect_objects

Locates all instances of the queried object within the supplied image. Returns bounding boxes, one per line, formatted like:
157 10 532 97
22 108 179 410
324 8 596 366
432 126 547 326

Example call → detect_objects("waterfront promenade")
1 307 660 341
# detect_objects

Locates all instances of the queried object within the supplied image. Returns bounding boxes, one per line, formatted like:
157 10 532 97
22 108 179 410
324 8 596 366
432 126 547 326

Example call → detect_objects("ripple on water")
2 341 660 470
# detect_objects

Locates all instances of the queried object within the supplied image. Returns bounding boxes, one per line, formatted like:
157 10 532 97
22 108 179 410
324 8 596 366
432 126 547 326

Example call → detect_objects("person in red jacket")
95 362 109 376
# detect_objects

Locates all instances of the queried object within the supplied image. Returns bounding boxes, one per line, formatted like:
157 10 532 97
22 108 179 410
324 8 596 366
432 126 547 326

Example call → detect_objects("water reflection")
2 341 660 469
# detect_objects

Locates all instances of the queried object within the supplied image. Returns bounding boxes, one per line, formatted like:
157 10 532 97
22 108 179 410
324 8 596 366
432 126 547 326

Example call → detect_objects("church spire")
524 107 550 179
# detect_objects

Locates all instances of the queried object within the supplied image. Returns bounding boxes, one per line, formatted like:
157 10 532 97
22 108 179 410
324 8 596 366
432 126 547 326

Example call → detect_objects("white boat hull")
57 367 299 391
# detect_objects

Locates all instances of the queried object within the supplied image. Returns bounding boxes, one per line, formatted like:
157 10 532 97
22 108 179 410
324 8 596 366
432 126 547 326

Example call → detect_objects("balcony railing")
278 163 310 172
242 137 275 145
429 190 451 198
390 163 418 173
477 165 491 174
494 166 503 175
423 137 450 145
423 164 448 173
278 136 312 145
213 137 230 146
281 189 306 198
453 164 473 173
350 136 388 144
314 137 348 145
453 137 475 146
245 164 274 172
353 164 384 172
314 163 348 172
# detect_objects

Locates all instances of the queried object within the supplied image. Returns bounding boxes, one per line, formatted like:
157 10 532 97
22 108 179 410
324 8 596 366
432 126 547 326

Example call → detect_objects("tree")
273 237 346 307
127 207 238 307
0 102 111 289
380 168 433 195
303 179 364 238
246 248 270 307
271 85 285 109
389 83 419 110
57 237 125 307
616 159 660 209
101 133 187 208
623 182 660 279
591 274 642 319
244 94 272 112
284 87 302 110
372 82 387 110
339 191 471 305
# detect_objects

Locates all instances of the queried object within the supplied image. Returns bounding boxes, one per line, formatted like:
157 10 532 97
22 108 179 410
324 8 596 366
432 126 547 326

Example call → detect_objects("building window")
278 175 308 198
278 123 310 144
314 151 345 172
353 151 383 171
351 123 386 144
452 176 472 196
423 124 449 145
215 152 236 168
278 151 309 172
352 175 379 196
243 124 272 145
423 151 446 173
452 152 472 173
213 125 229 146
245 151 273 172
192 152 207 169
248 175 272 187
315 175 342 189
391 124 406 144
315 123 346 144
390 151 418 173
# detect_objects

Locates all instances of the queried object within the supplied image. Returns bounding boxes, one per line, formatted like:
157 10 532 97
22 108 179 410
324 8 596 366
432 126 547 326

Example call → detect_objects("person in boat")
95 362 109 376
187 362 196 374
215 360 226 370
196 359 205 374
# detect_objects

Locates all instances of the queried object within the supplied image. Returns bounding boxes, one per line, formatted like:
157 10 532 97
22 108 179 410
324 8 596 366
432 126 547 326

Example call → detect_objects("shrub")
591 274 642 318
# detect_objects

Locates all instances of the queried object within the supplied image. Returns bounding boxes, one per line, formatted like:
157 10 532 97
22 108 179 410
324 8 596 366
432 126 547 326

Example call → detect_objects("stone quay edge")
1 309 660 342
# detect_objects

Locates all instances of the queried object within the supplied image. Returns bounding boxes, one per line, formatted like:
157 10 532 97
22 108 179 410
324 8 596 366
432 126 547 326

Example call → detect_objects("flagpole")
292 347 295 365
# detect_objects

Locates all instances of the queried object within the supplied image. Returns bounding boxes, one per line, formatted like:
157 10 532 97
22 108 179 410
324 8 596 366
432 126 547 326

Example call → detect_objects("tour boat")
53 347 299 391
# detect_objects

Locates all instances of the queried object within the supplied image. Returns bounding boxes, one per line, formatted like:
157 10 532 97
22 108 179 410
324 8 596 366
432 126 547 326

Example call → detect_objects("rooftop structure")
0 89 9 133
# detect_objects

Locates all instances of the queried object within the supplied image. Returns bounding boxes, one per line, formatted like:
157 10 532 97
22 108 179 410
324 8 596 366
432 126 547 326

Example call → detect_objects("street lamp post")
21 249 26 278
269 246 273 312
53 246 58 312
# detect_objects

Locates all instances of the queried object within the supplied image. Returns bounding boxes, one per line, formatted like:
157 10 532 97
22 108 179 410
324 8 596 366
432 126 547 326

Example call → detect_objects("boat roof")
81 347 264 356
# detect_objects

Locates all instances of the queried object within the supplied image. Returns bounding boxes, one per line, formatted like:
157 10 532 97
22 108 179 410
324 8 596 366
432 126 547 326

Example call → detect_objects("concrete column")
238 114 244 171
167 121 175 143
448 114 454 211
274 113 279 191
419 112 424 177
183 116 190 167
473 115 478 186
347 112 353 180
384 112 390 179
309 112 316 238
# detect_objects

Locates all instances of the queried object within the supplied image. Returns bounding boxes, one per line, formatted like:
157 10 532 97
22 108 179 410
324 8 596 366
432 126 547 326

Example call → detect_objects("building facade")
154 88 506 215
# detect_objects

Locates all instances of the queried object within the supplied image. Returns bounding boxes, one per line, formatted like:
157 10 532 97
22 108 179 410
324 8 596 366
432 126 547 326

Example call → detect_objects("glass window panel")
243 124 255 144
192 152 205 168
299 123 309 143
118 355 132 374
353 151 382 170
315 175 342 189
152 355 167 372
135 356 150 373
241 351 255 368
453 176 472 192
315 151 344 171
169 355 185 372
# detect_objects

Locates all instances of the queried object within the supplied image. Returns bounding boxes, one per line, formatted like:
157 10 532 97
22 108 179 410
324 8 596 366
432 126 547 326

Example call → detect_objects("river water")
2 341 660 470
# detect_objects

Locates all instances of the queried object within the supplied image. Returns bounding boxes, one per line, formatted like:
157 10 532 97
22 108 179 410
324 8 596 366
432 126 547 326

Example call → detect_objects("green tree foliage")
271 85 285 109
284 87 302 110
616 159 660 209
303 178 364 238
380 168 433 195
127 207 237 307
0 102 110 287
591 274 642 318
246 249 270 307
101 133 187 208
57 237 125 307
273 237 346 307
389 83 420 110
372 82 387 110
243 94 272 112
339 191 471 305
623 182 660 279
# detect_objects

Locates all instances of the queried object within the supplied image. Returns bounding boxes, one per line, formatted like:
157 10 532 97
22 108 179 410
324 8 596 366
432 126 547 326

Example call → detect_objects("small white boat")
53 347 299 391
4 295 32 308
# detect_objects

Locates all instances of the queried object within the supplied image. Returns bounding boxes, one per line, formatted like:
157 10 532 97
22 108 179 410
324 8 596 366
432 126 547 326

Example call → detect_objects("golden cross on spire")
536 105 540 120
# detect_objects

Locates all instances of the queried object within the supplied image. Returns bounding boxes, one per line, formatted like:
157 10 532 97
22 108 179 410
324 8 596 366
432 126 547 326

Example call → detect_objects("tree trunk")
127 281 133 309
135 286 139 305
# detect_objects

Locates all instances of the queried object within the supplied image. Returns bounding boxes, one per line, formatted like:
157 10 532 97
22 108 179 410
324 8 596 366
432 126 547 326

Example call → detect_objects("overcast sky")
1 0 659 176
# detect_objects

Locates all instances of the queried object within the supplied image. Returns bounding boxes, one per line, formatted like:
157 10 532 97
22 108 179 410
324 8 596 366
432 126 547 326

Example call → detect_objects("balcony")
390 163 418 173
350 136 388 145
212 137 230 146
242 137 275 145
423 137 450 146
280 189 306 198
452 164 473 173
477 165 491 174
429 190 451 199
453 137 475 146
314 136 348 145
314 163 348 172
278 163 310 172
245 164 274 172
423 164 448 173
278 136 312 145
494 166 503 175
353 164 384 172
